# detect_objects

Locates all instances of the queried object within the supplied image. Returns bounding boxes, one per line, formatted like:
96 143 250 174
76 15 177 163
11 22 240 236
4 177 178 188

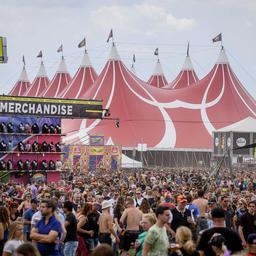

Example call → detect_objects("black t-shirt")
239 212 256 240
64 213 78 242
197 227 243 256
171 207 192 232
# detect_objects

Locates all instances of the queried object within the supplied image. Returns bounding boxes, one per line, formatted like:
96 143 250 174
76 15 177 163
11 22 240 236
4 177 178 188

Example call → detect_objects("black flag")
186 42 190 56
133 54 136 63
22 55 25 66
107 29 113 43
212 33 222 43
154 48 158 56
37 50 42 58
78 38 86 48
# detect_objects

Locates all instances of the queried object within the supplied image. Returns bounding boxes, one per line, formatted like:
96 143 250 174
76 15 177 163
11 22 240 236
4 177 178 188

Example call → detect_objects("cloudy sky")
0 0 256 98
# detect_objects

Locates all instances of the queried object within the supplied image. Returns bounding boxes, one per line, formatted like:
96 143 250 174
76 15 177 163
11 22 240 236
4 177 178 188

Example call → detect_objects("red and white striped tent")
62 45 256 150
60 51 97 99
25 61 49 97
147 59 168 88
41 57 71 98
9 66 30 96
163 54 198 89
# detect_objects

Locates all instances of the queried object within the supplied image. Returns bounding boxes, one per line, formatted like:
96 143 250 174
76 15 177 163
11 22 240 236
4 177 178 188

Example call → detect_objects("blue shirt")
36 215 62 254
24 208 37 233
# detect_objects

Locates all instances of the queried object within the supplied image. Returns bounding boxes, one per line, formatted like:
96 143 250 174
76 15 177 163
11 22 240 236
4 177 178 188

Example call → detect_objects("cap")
101 200 112 210
177 195 187 203
211 208 225 218
208 198 217 204
247 233 256 245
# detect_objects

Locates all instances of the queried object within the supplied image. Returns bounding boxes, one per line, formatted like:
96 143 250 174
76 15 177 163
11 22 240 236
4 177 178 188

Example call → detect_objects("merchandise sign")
0 95 103 119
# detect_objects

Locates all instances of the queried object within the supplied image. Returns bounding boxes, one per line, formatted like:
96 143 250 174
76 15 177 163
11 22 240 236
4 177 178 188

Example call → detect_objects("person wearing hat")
197 208 243 256
170 195 194 233
98 200 119 246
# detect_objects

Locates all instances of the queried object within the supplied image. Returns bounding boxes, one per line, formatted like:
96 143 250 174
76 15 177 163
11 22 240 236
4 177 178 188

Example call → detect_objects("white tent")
121 154 142 168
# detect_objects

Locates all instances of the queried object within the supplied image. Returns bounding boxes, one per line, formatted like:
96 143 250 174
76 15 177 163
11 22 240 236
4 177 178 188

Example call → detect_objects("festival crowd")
0 167 256 256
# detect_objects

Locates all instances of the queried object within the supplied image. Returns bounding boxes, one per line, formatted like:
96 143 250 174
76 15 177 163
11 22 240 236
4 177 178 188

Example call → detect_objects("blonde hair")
175 226 196 255
8 221 23 241
143 213 157 225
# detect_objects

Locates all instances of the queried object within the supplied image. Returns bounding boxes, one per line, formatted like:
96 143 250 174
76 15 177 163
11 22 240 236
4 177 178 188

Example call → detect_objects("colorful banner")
89 146 105 155
90 135 104 146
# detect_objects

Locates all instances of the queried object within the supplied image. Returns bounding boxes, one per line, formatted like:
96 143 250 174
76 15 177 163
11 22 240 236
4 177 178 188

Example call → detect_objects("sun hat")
101 200 112 209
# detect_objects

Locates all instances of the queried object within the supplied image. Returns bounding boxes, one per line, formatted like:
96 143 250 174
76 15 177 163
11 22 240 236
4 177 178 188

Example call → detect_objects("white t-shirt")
3 239 23 256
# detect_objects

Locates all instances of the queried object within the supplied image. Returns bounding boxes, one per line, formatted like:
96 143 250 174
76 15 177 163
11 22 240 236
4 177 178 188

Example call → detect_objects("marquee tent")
62 44 256 150
163 54 198 89
25 61 49 97
9 66 30 96
147 59 168 88
41 57 71 98
60 51 97 99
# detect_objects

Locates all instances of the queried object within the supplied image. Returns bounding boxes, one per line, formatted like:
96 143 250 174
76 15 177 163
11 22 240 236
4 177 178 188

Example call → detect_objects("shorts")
99 233 112 246
123 230 140 251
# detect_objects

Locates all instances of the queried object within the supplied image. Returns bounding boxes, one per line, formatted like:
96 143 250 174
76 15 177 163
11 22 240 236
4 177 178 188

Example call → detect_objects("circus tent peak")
9 66 30 96
60 51 98 99
80 50 93 67
182 55 194 71
164 55 198 90
147 59 168 88
36 61 48 77
41 57 71 98
109 43 121 61
57 56 69 73
216 47 229 64
25 62 50 97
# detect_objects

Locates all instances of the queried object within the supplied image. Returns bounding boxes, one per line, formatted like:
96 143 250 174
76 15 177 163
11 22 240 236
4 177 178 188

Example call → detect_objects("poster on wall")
233 132 250 155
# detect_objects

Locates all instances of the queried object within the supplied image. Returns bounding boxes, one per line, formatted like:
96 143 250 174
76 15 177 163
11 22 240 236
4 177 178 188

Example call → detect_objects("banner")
89 146 105 155
0 95 103 119
90 135 104 146
0 37 7 63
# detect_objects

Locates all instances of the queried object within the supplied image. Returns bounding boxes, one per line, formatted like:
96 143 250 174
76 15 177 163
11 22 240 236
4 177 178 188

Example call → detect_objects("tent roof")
216 117 256 132
61 51 98 99
25 62 49 97
148 59 168 88
9 66 30 96
41 57 71 97
164 55 198 90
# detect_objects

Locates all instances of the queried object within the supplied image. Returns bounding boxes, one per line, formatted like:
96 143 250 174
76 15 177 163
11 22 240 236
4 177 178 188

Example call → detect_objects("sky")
0 0 256 98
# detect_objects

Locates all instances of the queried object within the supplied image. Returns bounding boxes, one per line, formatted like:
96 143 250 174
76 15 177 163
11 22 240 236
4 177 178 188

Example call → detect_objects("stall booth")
212 117 256 168
0 95 103 183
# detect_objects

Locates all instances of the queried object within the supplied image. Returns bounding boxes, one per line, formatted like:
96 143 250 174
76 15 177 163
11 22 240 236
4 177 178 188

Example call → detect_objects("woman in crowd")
139 198 152 214
0 206 10 255
135 213 157 256
77 203 93 256
17 193 31 215
170 226 199 256
9 203 20 223
15 242 41 256
2 222 24 256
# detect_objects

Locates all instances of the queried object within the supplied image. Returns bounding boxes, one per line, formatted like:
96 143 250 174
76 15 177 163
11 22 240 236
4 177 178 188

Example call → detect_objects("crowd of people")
0 166 256 256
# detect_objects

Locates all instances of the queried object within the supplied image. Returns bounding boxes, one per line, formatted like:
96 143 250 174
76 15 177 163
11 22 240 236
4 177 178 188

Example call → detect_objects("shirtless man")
98 200 119 246
192 189 208 233
120 196 143 253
